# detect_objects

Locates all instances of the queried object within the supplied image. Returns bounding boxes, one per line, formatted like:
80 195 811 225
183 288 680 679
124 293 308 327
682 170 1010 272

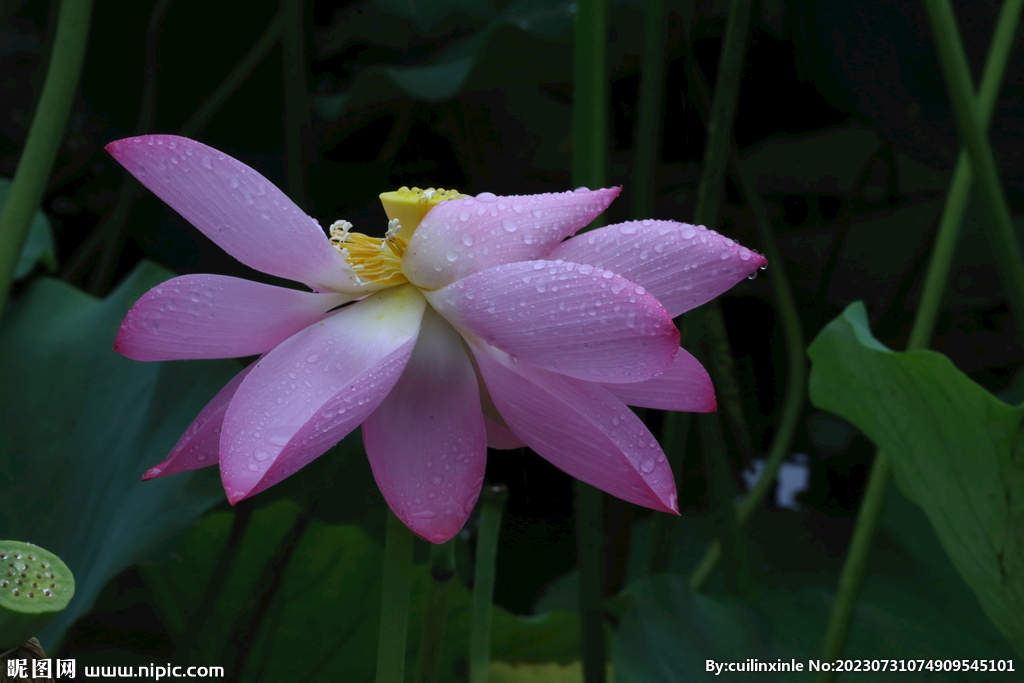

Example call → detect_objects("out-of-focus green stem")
632 0 666 219
690 158 806 591
180 9 285 137
696 406 752 598
571 2 609 681
648 412 691 574
693 0 752 228
281 0 308 209
923 0 1024 336
415 540 456 683
0 0 93 307
572 0 608 229
817 3 1022 679
574 481 606 683
469 485 508 683
376 511 414 683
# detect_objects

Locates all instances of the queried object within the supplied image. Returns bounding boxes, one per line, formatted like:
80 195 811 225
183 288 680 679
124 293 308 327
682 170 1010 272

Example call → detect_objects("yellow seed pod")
378 186 466 239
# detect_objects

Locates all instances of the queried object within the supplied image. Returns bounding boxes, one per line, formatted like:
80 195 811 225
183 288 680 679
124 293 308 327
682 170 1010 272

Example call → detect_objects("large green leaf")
142 497 580 681
0 262 239 647
0 177 57 280
807 301 1024 656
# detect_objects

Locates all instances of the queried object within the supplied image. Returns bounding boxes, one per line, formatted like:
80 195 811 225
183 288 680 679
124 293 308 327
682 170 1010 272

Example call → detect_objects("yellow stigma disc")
378 187 466 238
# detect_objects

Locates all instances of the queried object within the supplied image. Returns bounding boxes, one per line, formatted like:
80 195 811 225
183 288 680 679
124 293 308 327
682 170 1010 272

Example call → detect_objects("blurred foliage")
808 301 1024 657
0 261 238 649
0 177 56 280
139 497 580 682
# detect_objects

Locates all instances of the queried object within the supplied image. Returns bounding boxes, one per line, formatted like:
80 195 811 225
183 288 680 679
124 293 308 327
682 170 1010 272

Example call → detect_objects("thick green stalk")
571 0 608 206
693 0 752 228
0 0 93 306
686 0 756 594
415 540 456 683
631 0 667 219
376 511 414 683
647 412 691 574
694 383 752 598
571 1 609 680
469 485 509 683
817 2 1023 678
690 158 806 590
574 481 607 683
281 0 308 209
923 0 1024 336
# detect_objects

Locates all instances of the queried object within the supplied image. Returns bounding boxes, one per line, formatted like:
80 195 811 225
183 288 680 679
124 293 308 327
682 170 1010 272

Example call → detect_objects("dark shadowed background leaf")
0 177 57 280
0 262 239 648
807 301 1024 657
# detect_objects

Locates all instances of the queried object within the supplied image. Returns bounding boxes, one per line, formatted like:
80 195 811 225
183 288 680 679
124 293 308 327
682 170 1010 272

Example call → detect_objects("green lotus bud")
0 541 74 649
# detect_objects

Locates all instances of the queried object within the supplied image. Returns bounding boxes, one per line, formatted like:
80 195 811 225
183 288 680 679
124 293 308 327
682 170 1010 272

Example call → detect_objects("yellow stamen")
378 186 466 238
329 220 408 286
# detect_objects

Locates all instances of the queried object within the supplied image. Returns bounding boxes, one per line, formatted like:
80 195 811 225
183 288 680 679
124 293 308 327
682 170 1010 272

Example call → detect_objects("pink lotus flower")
108 134 766 543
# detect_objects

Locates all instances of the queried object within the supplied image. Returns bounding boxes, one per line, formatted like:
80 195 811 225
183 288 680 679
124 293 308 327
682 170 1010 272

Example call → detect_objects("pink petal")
600 348 716 412
403 187 620 290
470 341 678 513
485 417 526 450
142 362 255 480
426 260 679 383
219 285 426 503
547 220 767 317
105 135 364 293
115 274 350 361
362 309 487 543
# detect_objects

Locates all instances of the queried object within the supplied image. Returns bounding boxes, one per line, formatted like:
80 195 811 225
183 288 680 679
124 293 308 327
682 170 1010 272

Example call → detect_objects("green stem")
572 0 608 229
923 0 1024 337
631 0 666 219
816 2 1023 678
376 510 414 683
816 454 892 681
647 412 691 574
689 0 757 470
694 389 752 598
415 540 456 683
0 0 93 307
469 485 509 683
574 481 606 683
281 0 308 209
693 0 752 228
571 2 609 680
180 9 285 137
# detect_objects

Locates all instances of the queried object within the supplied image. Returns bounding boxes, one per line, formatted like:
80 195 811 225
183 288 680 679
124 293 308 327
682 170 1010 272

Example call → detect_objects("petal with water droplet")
363 309 486 544
105 135 367 293
403 187 620 290
220 285 426 503
115 274 352 361
470 342 677 513
600 347 716 412
548 220 766 317
426 260 678 383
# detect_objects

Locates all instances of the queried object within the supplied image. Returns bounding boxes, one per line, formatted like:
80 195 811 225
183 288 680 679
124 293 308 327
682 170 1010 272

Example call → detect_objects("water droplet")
619 223 638 235
254 450 271 461
446 250 459 262
739 248 752 261
477 192 498 202
462 233 474 246
640 458 656 473
574 186 590 193
230 175 240 188
720 251 730 260
680 224 696 239
460 211 470 222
